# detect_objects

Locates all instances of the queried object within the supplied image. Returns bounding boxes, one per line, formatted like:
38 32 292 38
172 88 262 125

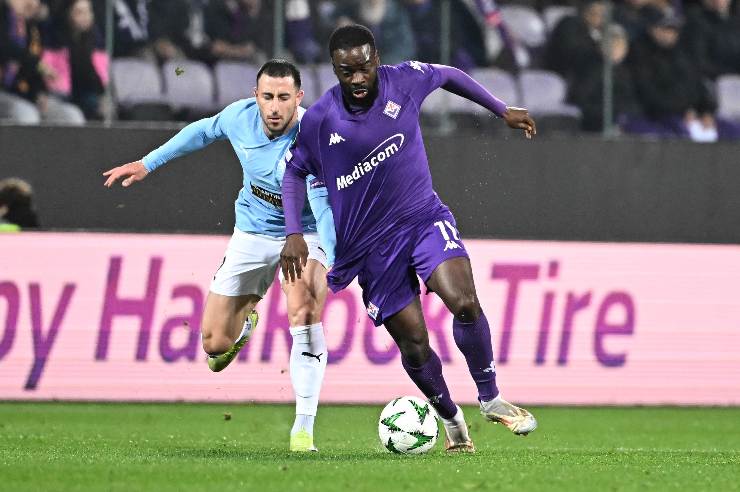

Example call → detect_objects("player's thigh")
426 257 479 310
206 229 282 337
412 212 479 316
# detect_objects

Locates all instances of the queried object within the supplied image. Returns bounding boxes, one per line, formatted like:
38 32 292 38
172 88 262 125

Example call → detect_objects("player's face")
254 75 304 139
331 44 379 105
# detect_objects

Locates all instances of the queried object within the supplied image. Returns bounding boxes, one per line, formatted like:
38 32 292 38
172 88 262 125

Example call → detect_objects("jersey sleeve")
393 61 445 105
285 106 323 179
306 176 336 267
141 102 238 172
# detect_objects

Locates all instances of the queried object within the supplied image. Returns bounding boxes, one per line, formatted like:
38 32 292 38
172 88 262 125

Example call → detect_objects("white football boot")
440 405 475 453
480 395 537 436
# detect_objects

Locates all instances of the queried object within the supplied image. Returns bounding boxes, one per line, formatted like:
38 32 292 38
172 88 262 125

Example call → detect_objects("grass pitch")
1 403 738 491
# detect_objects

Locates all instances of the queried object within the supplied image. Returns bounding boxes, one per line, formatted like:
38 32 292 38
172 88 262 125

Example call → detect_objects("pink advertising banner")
1 232 739 405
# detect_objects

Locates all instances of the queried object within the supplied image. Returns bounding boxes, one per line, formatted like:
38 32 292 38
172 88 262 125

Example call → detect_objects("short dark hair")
328 24 376 56
256 59 301 88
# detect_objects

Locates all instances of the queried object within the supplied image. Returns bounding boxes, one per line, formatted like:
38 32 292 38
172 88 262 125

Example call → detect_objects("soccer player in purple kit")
280 25 538 453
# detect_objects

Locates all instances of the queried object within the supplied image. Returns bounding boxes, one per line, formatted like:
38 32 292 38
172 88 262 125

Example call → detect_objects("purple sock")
401 349 458 419
453 312 499 402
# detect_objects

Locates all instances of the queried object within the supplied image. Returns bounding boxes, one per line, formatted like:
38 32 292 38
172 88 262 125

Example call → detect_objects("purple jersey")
287 62 447 286
285 61 507 292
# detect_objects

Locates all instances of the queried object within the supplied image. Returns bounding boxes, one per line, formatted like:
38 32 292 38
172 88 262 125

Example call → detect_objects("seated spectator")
624 11 740 141
93 0 148 58
42 0 108 119
1 0 84 124
567 24 639 132
204 0 273 63
0 177 39 231
546 1 605 81
149 0 210 62
613 0 652 41
683 0 740 80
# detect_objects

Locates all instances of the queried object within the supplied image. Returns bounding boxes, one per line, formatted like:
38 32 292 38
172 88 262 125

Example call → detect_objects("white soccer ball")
378 396 439 454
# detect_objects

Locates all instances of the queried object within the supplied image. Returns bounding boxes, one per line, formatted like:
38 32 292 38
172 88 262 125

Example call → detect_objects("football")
378 396 439 454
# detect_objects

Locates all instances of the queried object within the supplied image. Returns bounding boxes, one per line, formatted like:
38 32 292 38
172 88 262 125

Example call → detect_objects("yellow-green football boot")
207 310 258 372
290 429 318 452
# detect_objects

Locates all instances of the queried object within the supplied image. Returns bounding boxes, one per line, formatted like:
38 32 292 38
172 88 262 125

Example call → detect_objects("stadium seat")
519 69 581 118
469 68 520 113
214 61 259 109
542 6 576 32
162 59 216 114
717 75 740 121
111 58 164 107
500 5 547 48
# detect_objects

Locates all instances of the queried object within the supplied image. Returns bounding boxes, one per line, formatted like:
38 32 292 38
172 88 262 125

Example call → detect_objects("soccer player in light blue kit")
103 60 333 452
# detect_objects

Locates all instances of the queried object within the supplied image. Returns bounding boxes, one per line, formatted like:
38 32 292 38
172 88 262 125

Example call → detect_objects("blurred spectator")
624 11 740 141
683 0 740 80
546 1 606 81
204 0 273 63
613 0 652 41
0 177 39 231
470 0 530 70
285 0 320 62
42 0 108 119
567 23 639 132
333 0 415 65
1 0 85 123
93 0 149 57
149 0 209 62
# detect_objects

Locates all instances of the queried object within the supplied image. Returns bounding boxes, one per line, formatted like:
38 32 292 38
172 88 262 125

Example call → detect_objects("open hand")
280 234 309 283
103 160 149 188
503 107 536 139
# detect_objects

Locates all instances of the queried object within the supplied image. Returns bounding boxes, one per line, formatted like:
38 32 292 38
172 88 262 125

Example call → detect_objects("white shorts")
210 228 328 297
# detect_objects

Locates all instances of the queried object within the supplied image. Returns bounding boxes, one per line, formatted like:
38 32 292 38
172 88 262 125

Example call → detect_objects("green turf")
0 403 738 491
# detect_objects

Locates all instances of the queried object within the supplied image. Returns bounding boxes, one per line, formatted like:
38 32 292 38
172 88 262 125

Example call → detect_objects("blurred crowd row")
2 0 740 140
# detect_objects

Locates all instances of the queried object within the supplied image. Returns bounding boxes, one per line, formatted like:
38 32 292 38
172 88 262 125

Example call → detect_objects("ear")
0 205 7 218
252 86 258 98
295 89 305 107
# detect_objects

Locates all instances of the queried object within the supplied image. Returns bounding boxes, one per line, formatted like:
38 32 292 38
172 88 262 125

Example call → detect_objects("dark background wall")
1 125 739 243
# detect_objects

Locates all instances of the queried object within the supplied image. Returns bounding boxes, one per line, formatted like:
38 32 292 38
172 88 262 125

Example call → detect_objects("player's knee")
288 302 317 327
202 333 232 355
451 294 481 323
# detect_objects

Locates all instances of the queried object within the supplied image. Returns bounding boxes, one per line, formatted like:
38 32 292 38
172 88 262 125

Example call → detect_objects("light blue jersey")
142 98 335 264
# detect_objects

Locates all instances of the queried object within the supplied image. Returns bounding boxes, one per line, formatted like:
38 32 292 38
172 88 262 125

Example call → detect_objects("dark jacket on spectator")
545 15 602 82
683 4 740 80
628 31 716 119
568 61 638 132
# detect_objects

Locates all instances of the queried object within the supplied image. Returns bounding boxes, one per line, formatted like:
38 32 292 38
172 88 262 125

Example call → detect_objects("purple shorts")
355 207 469 326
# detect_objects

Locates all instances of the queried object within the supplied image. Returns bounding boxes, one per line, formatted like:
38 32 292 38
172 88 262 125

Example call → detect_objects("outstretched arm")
103 112 228 187
434 64 536 138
